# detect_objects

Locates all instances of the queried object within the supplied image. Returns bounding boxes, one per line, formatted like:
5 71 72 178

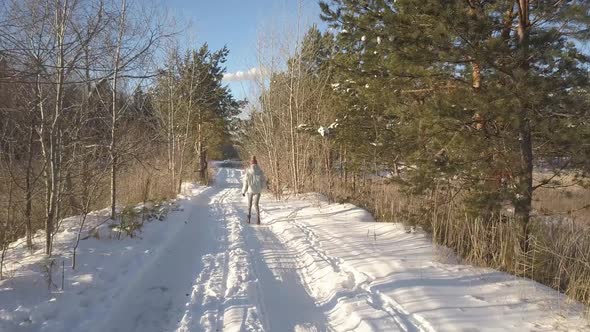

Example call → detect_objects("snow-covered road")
93 167 329 332
1 166 589 331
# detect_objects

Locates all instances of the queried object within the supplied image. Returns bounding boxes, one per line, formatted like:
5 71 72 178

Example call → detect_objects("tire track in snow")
182 168 263 332
176 251 225 331
183 186 233 332
289 217 436 332
245 210 330 331
218 180 264 332
212 188 232 332
241 229 271 332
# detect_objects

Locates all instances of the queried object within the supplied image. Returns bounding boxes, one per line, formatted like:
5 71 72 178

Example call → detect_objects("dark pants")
247 193 261 222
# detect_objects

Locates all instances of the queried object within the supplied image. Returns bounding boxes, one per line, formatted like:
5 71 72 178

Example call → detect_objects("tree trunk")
110 81 118 219
288 87 298 194
471 62 481 90
110 153 117 219
177 54 198 193
515 0 533 252
110 0 126 219
196 121 207 183
200 149 207 184
168 75 175 192
44 3 68 255
516 119 533 251
25 116 35 249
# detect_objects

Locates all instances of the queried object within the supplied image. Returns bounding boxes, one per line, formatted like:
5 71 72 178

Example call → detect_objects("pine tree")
153 44 243 188
321 0 590 246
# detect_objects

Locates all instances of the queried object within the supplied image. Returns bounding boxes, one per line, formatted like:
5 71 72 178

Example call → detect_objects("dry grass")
534 186 590 225
117 163 177 206
304 171 590 311
0 157 179 249
431 206 590 310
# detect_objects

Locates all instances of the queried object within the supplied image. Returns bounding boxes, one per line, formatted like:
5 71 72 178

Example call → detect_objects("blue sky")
160 0 326 100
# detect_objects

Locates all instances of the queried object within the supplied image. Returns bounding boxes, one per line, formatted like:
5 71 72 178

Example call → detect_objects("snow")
263 196 589 331
1 168 589 331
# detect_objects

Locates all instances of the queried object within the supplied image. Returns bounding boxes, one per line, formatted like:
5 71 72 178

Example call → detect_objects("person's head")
250 156 258 165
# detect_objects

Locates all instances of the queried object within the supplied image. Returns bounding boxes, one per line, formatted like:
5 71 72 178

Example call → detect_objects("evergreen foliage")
319 0 590 236
152 43 244 185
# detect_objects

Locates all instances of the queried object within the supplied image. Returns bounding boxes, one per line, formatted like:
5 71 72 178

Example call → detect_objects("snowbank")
260 195 590 331
0 185 207 332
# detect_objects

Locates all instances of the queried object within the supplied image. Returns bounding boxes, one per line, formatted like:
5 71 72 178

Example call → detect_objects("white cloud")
223 67 263 82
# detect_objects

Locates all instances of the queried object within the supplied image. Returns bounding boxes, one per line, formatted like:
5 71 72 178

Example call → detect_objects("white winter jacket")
242 165 267 194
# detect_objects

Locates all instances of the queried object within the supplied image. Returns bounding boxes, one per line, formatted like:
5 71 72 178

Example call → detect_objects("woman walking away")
242 156 267 224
